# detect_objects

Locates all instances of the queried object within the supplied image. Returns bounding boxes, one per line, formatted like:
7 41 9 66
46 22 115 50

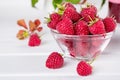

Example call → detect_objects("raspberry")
58 38 75 57
75 20 90 35
103 17 116 33
56 17 74 35
80 5 97 22
76 41 90 57
50 13 61 21
69 47 76 57
64 2 76 10
62 6 81 22
28 33 41 47
59 38 73 48
77 61 92 76
89 19 106 35
47 13 61 29
46 52 64 69
91 37 104 47
47 21 58 29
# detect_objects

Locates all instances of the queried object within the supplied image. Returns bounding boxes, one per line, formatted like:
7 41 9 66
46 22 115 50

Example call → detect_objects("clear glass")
108 0 120 23
51 29 114 61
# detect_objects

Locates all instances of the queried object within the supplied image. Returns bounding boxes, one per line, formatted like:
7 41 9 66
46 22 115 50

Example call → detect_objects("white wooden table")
0 0 120 80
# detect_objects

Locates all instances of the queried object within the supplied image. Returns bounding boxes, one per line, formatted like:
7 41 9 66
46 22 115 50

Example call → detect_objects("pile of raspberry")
47 3 116 35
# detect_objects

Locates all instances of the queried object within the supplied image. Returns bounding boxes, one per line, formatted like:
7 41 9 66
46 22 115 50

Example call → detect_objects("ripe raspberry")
46 52 64 69
50 13 61 21
61 38 75 57
64 2 76 10
47 21 58 29
80 5 97 22
77 61 92 76
75 20 90 35
62 6 81 22
47 13 61 29
76 41 90 57
91 37 104 47
103 17 116 33
69 47 76 57
90 36 104 57
60 38 73 48
56 17 74 35
28 33 41 47
89 19 106 35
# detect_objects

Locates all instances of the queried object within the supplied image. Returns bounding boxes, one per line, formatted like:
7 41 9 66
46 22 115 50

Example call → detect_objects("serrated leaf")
31 0 39 8
101 0 106 8
52 0 63 9
65 0 81 4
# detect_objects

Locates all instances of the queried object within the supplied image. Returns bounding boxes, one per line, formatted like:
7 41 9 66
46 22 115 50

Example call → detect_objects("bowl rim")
50 29 114 38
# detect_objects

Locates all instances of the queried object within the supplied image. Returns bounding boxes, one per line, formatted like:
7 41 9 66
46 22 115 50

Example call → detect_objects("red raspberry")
47 21 58 29
80 5 97 22
91 37 105 47
56 17 74 35
47 13 61 29
59 38 73 48
28 33 41 47
50 13 61 21
103 17 116 33
69 47 76 57
58 38 75 57
75 20 90 35
46 52 64 69
89 19 106 35
76 41 90 57
77 61 92 76
64 2 76 10
62 6 81 22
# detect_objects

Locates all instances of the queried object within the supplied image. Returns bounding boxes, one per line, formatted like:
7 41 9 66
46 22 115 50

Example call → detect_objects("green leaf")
65 0 81 4
52 0 63 9
31 0 39 8
101 0 106 8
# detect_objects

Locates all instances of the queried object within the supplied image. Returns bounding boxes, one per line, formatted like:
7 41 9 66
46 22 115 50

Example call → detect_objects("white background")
0 0 120 80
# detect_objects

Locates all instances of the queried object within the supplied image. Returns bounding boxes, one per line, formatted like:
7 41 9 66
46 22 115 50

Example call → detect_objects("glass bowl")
51 29 114 61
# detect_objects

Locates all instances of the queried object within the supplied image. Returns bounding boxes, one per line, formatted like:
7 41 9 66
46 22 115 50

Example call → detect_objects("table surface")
0 0 120 80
